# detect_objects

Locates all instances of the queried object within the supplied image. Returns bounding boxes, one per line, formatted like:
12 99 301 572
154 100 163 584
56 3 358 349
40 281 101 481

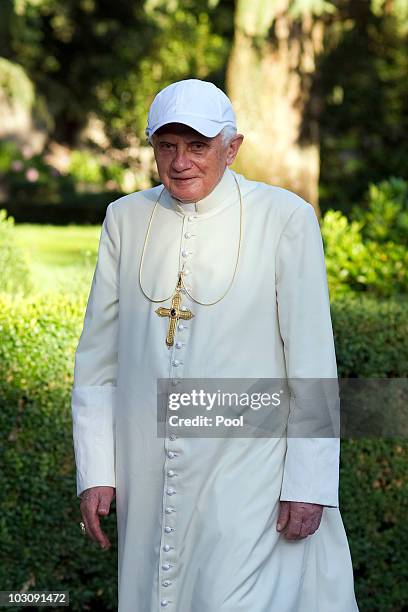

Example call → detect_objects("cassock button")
178 323 185 330
175 341 183 349
162 563 171 571
164 526 173 533
166 487 176 495
163 544 171 552
167 470 175 477
167 451 175 458
172 360 182 367
161 600 169 607
184 232 192 239
183 269 190 275
169 434 177 441
162 580 172 587
181 249 188 257
165 506 174 514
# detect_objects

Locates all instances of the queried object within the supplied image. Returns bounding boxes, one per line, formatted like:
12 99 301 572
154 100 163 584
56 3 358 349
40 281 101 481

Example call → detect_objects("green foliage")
333 289 408 610
1 137 151 208
0 56 34 110
319 4 408 213
2 143 75 206
0 0 231 144
0 140 21 172
0 293 118 611
289 0 337 19
371 0 408 32
354 176 408 244
68 150 104 185
68 150 134 192
1 142 128 217
0 0 406 212
321 178 408 298
340 438 407 612
104 162 126 190
331 294 408 378
0 209 32 295
322 210 408 298
100 3 230 140
235 0 280 37
322 210 369 295
0 292 407 610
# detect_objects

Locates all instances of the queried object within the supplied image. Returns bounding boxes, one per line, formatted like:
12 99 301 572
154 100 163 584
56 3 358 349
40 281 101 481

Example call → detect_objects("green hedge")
332 294 408 377
332 295 408 611
0 294 118 611
0 293 407 611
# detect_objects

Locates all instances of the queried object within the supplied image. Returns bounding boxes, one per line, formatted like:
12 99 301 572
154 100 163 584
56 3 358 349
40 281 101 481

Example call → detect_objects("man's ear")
226 134 244 166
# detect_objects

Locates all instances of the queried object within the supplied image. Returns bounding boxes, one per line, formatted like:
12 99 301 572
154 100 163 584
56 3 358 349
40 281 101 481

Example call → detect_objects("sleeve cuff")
71 385 116 497
280 437 340 507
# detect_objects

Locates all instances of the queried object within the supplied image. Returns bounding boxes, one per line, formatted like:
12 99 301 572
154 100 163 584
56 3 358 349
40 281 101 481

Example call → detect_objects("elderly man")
72 79 359 611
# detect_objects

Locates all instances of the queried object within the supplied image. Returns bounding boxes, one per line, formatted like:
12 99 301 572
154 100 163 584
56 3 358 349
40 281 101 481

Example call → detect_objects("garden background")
0 0 407 610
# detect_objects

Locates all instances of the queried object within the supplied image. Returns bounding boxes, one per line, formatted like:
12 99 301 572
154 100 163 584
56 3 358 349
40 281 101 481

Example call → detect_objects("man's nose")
171 149 192 172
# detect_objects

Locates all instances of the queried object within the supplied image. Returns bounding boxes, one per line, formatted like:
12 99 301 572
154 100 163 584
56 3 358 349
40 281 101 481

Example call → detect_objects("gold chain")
138 186 181 304
138 174 243 306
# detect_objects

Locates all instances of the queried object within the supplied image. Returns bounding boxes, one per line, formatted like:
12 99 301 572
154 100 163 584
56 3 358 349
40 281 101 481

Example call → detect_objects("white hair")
148 124 237 146
219 125 237 146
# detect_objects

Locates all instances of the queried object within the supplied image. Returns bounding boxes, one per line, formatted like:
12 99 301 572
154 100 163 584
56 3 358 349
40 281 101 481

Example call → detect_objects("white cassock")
71 168 359 611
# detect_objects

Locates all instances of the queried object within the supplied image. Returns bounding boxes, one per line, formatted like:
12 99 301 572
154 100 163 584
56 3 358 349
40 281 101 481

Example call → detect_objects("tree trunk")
226 0 325 215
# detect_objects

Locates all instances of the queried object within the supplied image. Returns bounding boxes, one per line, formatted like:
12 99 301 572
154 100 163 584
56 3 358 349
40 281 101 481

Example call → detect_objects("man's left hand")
276 501 324 540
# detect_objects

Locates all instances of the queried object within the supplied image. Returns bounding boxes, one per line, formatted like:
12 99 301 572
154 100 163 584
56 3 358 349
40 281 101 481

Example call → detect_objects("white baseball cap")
145 79 236 141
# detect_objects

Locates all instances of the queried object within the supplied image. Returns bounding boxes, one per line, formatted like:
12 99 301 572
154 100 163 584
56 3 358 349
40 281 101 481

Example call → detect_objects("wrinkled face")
152 123 243 203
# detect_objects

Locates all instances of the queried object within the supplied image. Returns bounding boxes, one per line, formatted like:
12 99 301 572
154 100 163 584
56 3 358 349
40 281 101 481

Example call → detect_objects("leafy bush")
0 292 407 611
332 294 408 378
1 141 129 215
68 150 134 193
3 148 76 206
354 176 408 245
104 161 126 189
332 295 408 610
1 141 143 218
0 140 22 173
322 177 408 298
0 209 32 295
322 210 370 295
0 293 118 611
340 438 407 612
68 150 104 185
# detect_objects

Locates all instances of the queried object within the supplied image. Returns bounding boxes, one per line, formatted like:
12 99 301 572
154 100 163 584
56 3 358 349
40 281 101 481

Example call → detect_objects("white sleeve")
275 202 340 507
71 202 120 497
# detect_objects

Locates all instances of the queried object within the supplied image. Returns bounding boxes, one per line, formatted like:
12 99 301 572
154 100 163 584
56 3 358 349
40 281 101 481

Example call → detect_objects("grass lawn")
14 223 101 295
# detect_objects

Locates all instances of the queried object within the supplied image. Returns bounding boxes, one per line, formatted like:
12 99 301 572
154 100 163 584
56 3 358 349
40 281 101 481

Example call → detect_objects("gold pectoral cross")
155 273 195 347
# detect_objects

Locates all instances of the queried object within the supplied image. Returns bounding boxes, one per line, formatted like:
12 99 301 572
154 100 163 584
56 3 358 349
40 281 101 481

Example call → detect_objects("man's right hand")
80 486 115 550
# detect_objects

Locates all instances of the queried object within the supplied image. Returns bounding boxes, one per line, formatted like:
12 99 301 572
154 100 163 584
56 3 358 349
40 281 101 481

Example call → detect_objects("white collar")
163 168 239 219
